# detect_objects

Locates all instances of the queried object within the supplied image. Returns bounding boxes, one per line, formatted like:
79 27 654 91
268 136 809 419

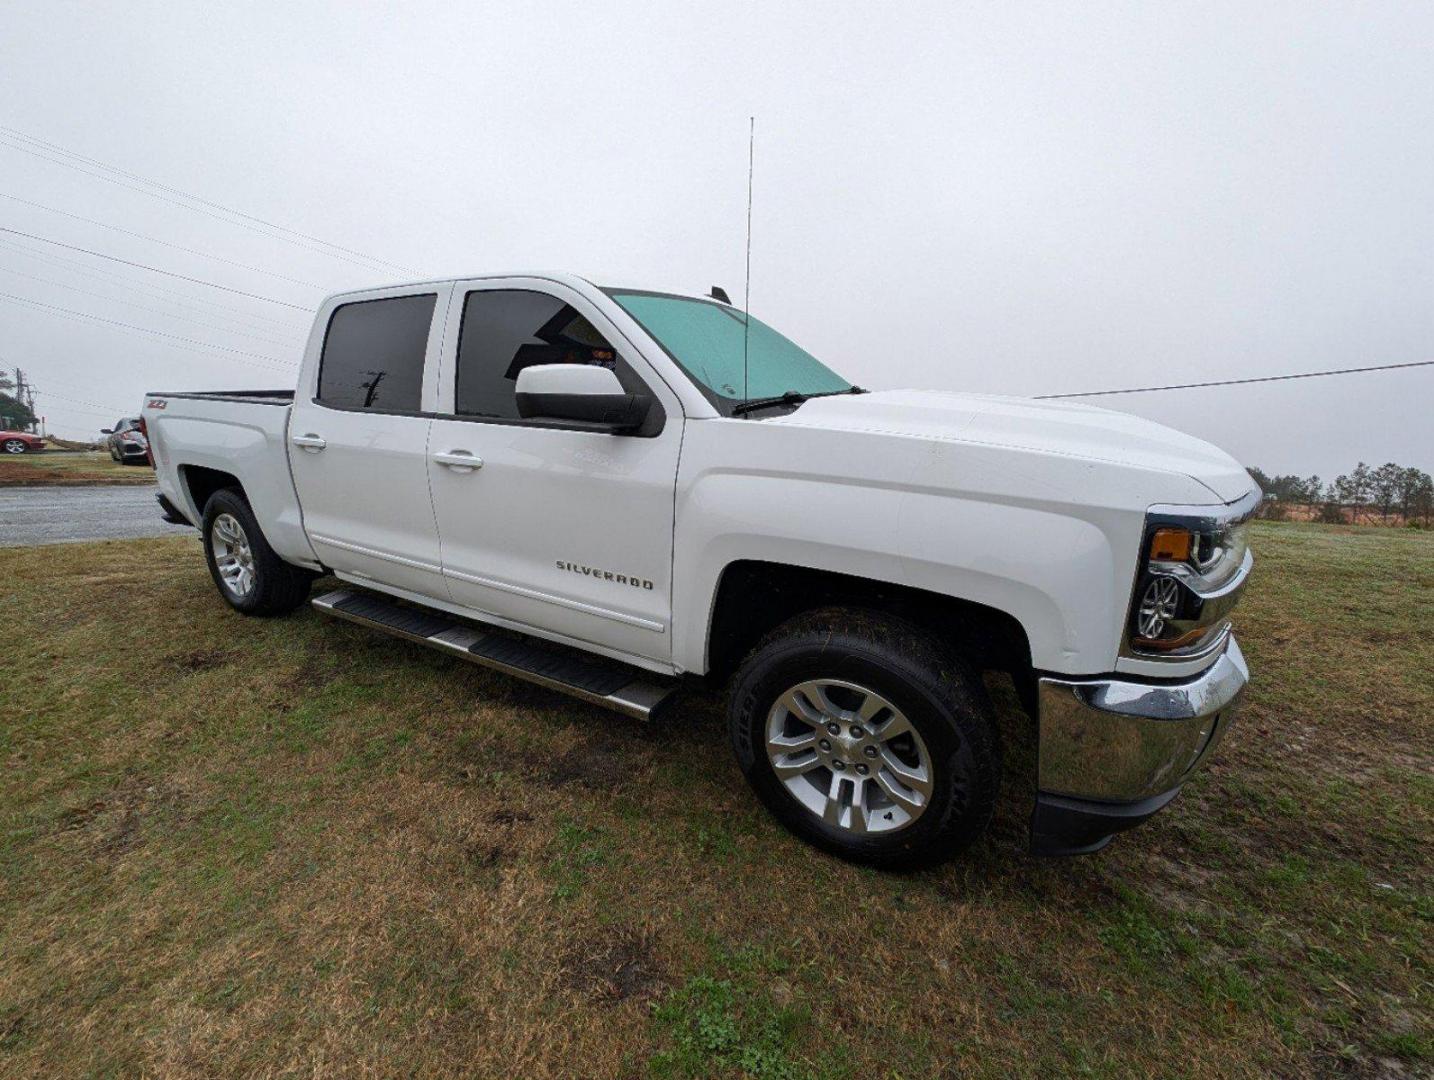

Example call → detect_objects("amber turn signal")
1149 527 1193 562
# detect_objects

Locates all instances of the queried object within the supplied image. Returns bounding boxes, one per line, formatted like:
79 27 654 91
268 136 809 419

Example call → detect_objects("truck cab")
143 272 1254 865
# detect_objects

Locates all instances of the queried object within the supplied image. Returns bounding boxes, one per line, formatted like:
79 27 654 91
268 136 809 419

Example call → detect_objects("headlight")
1125 494 1258 659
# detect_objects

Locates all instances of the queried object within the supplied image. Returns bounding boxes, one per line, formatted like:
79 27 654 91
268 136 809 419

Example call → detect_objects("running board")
311 589 675 721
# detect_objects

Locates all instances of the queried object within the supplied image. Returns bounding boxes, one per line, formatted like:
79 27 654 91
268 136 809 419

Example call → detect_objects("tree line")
1247 462 1433 525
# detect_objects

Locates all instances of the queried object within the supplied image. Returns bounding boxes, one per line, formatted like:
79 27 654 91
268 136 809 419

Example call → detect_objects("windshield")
605 289 852 415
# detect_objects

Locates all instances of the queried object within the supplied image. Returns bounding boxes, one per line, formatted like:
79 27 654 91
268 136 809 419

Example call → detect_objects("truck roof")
322 273 711 305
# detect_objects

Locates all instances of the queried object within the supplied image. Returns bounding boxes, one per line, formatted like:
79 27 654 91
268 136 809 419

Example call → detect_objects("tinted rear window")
317 294 436 412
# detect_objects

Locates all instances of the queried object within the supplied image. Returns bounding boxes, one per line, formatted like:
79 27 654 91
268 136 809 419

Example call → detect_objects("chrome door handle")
291 433 326 451
432 450 483 472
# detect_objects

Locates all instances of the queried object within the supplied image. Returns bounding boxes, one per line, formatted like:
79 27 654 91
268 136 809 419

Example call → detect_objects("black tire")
201 488 313 616
729 608 1000 868
3 438 28 454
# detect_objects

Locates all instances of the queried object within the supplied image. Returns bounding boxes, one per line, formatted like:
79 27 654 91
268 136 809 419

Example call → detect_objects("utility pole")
13 367 37 432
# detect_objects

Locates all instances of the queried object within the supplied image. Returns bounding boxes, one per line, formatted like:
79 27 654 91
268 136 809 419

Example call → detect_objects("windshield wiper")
730 386 866 417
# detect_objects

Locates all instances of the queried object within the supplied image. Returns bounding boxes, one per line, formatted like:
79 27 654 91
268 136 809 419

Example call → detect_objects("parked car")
101 417 150 464
1 429 45 454
141 274 1254 866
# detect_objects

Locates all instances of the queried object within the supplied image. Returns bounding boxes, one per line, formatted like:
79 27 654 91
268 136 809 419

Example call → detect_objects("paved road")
0 484 194 547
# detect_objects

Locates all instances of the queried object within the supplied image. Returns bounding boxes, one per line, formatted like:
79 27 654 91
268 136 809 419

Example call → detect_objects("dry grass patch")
0 451 154 486
1 524 1429 1078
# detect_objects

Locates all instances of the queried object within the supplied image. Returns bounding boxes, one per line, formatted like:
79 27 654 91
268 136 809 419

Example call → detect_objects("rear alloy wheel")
201 489 313 616
730 609 1001 868
3 438 28 454
211 513 257 598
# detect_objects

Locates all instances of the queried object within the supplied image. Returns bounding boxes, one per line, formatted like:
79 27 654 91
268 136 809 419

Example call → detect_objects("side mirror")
100 428 113 434
514 364 651 431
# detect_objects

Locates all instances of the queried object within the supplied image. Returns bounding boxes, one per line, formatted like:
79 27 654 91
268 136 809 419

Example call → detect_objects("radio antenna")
742 115 754 406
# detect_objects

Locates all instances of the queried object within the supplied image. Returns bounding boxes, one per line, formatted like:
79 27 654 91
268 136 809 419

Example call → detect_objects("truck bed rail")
145 389 295 406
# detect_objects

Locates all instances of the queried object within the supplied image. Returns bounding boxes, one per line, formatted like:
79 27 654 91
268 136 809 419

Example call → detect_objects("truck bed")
142 388 319 568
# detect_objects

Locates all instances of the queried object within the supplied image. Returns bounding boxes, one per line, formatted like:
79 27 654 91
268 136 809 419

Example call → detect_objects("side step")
311 589 675 721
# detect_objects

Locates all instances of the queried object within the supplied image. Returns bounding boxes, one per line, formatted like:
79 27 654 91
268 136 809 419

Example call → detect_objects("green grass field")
1 522 1429 1078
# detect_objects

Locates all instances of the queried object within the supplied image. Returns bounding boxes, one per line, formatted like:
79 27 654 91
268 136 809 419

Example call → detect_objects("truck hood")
768 389 1254 503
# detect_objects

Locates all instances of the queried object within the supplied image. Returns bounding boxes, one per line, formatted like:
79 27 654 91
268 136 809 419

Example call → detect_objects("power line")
32 388 129 415
34 372 132 398
27 401 117 422
33 372 145 405
1033 360 1434 399
1 127 410 273
0 364 116 424
0 127 413 273
0 290 296 372
0 264 297 348
0 234 310 331
0 226 312 310
0 135 373 270
0 191 328 288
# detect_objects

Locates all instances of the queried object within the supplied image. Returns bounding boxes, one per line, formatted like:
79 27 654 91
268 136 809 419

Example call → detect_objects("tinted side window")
317 294 436 412
455 291 622 420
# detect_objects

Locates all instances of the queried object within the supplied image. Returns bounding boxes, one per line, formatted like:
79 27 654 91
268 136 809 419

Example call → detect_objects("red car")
1 430 45 455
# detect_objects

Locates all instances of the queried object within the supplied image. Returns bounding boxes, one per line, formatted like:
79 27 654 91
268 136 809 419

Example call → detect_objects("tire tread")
202 489 313 616
729 607 1001 868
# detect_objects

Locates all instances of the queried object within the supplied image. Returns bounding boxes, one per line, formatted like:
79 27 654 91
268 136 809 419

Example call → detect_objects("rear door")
289 285 452 600
426 278 683 666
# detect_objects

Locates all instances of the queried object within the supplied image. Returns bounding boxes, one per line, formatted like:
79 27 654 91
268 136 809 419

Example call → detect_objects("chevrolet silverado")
141 273 1255 865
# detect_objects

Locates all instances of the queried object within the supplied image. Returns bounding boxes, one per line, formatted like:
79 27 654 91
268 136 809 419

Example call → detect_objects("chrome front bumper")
1031 635 1248 854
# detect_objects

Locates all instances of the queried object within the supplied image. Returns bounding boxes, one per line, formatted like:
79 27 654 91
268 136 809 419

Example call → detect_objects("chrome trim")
1154 546 1254 602
1145 486 1262 533
308 533 445 575
1038 636 1247 802
1127 546 1252 659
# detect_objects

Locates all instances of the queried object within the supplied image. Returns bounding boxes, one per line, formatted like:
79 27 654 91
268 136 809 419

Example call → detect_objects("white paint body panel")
426 277 684 663
287 282 453 600
143 396 319 568
514 363 626 396
670 408 1228 677
143 272 1255 681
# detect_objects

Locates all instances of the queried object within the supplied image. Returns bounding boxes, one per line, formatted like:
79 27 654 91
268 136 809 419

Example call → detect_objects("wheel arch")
179 464 245 522
703 559 1035 694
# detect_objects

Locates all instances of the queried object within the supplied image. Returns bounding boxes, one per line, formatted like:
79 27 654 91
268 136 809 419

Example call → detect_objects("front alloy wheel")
766 679 934 835
730 609 1001 868
3 439 27 454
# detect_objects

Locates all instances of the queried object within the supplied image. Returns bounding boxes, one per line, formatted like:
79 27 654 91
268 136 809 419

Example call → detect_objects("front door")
289 287 451 601
426 281 681 665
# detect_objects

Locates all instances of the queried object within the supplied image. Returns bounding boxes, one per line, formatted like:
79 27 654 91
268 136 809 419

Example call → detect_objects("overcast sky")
2 0 1431 477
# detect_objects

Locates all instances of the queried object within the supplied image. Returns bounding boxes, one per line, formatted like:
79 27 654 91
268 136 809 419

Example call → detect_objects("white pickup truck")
142 272 1254 865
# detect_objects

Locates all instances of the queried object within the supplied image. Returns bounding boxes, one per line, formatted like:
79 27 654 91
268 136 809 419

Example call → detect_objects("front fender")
669 419 1182 677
